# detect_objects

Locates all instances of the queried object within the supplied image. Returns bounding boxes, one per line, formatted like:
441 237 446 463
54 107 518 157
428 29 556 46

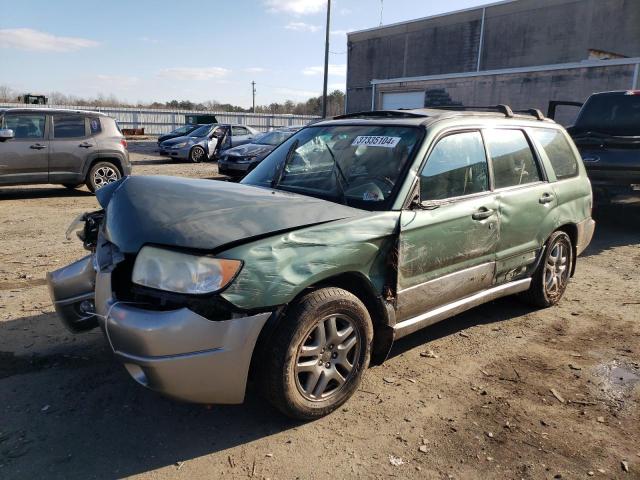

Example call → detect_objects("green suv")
47 106 594 420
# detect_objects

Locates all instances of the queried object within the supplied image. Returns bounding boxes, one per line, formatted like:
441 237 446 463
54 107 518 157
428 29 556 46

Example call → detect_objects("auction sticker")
352 136 401 148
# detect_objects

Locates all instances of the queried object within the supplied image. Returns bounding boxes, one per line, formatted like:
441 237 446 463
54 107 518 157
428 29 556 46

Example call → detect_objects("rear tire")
86 161 121 193
190 146 205 163
260 288 373 420
520 231 573 308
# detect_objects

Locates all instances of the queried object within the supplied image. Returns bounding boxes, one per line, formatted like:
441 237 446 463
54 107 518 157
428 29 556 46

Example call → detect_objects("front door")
483 128 558 283
0 112 48 185
397 130 499 321
49 113 96 183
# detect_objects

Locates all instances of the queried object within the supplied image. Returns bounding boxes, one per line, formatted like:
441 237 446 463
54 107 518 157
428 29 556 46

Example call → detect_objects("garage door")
381 91 424 110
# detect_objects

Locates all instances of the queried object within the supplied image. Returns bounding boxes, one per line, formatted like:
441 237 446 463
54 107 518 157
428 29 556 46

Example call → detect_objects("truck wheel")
261 288 373 420
86 161 121 192
190 146 205 163
520 231 574 308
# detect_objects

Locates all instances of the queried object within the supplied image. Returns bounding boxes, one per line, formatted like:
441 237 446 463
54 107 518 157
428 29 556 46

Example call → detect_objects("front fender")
219 212 400 310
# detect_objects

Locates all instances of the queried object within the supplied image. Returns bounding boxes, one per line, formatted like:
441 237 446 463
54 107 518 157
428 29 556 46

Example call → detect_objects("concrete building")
345 0 640 123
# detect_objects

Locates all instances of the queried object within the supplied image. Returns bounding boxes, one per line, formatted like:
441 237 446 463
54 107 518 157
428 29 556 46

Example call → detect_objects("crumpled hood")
225 143 274 158
98 176 366 253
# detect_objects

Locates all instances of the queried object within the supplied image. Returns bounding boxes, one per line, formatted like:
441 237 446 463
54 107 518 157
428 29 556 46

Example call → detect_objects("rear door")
49 113 96 183
485 128 558 283
397 130 499 321
231 126 253 147
0 112 48 184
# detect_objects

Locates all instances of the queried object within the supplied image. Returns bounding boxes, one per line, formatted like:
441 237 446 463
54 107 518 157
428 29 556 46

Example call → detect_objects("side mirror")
0 128 15 142
212 130 223 139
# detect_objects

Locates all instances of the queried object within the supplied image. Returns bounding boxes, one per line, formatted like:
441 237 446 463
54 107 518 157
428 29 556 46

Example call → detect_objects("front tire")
260 288 373 420
189 146 205 163
520 231 574 308
86 161 121 192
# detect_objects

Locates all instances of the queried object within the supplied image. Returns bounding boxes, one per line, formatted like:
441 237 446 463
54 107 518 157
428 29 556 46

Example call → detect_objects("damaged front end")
47 210 104 333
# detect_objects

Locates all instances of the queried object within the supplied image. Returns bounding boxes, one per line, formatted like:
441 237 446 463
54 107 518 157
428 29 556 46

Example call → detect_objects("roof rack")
431 104 515 117
333 110 429 120
513 108 545 120
432 104 546 121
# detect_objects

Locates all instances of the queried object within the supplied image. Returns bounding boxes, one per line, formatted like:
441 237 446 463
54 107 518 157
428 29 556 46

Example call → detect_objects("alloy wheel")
294 314 361 401
544 238 570 297
93 166 119 189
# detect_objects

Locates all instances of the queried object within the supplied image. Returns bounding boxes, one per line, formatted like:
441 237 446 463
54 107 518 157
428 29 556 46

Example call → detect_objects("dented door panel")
396 194 499 321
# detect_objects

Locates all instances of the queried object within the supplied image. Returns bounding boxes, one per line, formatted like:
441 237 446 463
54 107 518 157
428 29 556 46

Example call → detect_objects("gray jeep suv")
0 108 131 192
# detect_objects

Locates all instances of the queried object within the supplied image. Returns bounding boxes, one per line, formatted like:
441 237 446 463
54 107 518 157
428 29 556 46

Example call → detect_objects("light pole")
321 0 331 118
251 81 256 113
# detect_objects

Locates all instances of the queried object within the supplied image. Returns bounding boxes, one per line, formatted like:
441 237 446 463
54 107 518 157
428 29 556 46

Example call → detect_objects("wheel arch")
83 154 125 180
249 271 396 385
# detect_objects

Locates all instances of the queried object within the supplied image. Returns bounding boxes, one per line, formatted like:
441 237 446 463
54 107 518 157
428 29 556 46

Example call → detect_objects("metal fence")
0 102 320 135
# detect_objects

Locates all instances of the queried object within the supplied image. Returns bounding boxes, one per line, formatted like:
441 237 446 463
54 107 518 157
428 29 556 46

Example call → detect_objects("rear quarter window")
531 129 578 180
89 117 102 135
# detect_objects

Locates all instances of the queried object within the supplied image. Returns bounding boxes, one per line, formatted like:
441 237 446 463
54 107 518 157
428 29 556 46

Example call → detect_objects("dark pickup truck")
552 90 640 202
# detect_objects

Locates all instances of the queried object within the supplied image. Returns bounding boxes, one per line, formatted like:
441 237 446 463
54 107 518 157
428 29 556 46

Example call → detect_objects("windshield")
188 124 213 137
242 125 423 210
574 93 640 136
173 125 196 135
256 130 296 146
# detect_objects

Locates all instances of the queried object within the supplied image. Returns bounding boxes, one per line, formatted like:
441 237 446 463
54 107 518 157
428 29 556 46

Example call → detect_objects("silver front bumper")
48 256 271 404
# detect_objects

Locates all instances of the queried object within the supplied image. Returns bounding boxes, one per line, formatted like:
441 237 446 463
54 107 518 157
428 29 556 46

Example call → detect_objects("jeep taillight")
120 139 128 149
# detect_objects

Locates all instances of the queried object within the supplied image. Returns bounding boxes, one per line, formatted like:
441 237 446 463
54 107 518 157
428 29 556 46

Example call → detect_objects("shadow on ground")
0 186 92 200
0 314 297 480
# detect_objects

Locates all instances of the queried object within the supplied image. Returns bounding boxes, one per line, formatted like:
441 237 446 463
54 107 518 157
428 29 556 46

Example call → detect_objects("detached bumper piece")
46 255 98 333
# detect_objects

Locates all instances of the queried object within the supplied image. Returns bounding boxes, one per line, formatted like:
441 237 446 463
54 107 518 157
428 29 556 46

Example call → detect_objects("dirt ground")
0 141 639 480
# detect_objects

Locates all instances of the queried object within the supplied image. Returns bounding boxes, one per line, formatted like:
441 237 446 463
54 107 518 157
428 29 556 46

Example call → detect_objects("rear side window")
420 131 489 201
3 113 46 139
53 114 86 138
485 129 542 189
531 129 578 180
232 126 249 136
89 117 102 135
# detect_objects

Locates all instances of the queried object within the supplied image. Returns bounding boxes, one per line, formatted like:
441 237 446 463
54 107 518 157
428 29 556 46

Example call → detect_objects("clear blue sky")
0 0 488 107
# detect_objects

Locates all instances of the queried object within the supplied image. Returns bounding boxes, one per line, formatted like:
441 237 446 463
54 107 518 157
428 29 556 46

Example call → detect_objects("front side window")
3 113 46 139
53 114 86 138
485 129 542 189
419 131 489 201
243 125 423 210
531 128 578 180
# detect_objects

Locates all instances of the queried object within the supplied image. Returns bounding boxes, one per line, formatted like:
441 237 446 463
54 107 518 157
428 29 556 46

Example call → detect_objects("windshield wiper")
271 139 299 189
323 142 348 206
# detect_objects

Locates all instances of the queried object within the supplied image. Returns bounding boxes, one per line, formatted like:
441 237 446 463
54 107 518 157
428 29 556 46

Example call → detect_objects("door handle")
472 207 495 220
539 192 555 204
78 142 93 148
30 144 47 150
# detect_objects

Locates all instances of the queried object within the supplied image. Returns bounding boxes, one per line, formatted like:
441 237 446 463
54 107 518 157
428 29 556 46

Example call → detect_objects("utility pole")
251 81 256 113
321 0 331 118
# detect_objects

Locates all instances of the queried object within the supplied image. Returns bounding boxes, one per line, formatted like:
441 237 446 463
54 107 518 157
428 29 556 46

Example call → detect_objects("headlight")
132 246 242 294
173 141 188 148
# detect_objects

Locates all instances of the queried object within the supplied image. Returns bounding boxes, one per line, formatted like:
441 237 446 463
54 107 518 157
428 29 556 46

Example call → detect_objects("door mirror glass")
0 128 15 141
